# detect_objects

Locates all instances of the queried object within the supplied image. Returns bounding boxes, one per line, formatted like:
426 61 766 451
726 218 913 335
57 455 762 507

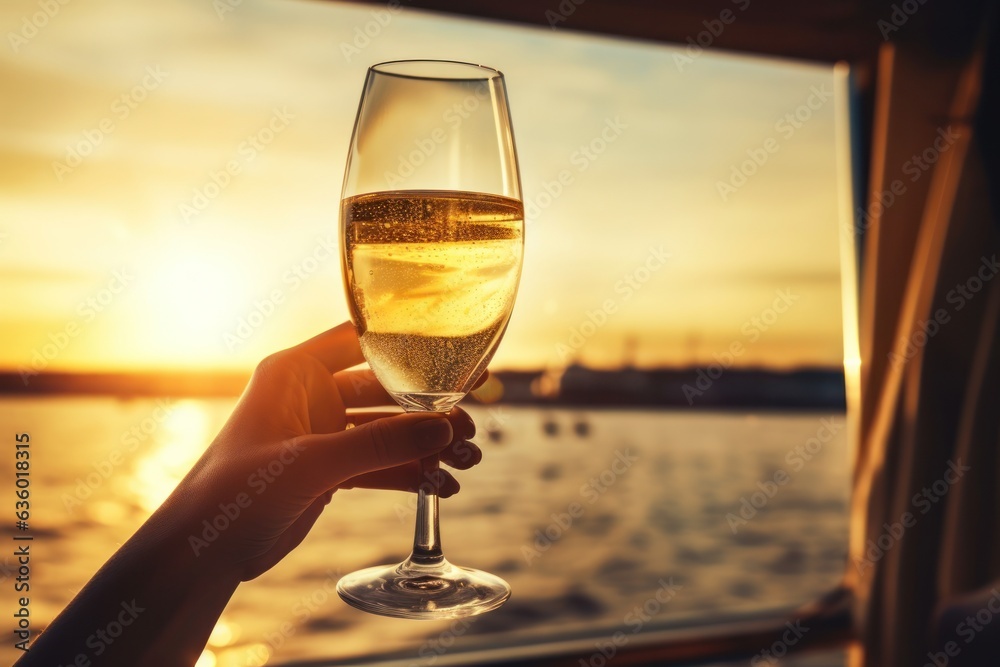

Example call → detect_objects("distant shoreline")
0 371 251 397
0 367 846 410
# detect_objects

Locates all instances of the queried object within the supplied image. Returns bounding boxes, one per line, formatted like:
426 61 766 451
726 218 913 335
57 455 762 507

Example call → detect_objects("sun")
138 240 247 365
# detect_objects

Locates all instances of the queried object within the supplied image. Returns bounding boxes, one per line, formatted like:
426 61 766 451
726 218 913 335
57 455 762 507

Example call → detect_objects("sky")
0 0 846 373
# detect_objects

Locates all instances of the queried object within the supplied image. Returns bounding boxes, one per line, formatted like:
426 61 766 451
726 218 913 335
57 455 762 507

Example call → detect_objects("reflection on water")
210 618 238 647
196 612 270 667
0 399 848 667
199 642 270 667
127 400 211 514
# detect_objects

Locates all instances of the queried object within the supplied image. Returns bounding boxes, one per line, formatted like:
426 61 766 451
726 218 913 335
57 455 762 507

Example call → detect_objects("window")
0 1 851 665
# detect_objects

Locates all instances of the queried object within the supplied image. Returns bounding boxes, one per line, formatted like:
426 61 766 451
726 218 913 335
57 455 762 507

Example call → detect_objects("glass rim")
369 59 504 82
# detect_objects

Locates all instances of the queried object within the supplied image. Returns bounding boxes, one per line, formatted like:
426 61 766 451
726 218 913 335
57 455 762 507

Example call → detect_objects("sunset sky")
0 0 845 373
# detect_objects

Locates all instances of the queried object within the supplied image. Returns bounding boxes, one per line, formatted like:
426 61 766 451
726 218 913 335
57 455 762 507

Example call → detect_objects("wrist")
124 514 241 664
137 485 245 590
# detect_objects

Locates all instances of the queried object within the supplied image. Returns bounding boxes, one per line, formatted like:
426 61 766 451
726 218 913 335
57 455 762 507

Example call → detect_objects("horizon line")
0 365 846 397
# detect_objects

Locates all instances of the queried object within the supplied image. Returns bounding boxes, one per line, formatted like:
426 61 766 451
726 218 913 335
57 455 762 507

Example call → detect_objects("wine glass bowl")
336 60 522 619
342 190 524 413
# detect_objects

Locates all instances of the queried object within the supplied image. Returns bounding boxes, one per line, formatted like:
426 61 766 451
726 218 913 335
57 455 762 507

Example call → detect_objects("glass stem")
408 455 445 566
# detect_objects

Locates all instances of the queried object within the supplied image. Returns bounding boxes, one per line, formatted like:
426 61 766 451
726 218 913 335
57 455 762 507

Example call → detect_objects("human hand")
158 322 483 582
14 323 486 667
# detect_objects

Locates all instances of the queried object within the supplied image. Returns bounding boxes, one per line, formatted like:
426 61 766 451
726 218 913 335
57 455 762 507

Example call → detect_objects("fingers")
335 418 481 471
342 466 462 498
334 407 479 496
290 321 364 374
297 412 455 488
347 407 475 439
296 407 483 494
334 369 393 408
345 410 400 426
345 409 479 468
440 439 482 469
448 407 476 440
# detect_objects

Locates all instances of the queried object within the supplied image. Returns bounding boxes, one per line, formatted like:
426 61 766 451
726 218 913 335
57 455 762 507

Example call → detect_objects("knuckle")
254 351 288 377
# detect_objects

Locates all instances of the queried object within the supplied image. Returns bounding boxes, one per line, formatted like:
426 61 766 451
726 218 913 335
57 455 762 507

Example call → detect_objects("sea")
0 398 849 667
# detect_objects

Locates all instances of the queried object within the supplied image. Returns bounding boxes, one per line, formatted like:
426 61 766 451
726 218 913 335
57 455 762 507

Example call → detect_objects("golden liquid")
342 190 524 411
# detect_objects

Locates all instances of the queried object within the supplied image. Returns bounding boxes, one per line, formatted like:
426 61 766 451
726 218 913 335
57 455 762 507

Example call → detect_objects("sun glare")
139 242 245 363
208 619 239 647
127 401 210 513
0 0 844 373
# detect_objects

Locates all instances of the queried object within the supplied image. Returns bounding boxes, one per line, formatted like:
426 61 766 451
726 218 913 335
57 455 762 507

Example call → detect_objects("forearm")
16 506 239 666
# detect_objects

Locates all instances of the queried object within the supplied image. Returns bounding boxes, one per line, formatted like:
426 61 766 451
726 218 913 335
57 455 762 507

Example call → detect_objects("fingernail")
415 418 453 449
455 412 476 439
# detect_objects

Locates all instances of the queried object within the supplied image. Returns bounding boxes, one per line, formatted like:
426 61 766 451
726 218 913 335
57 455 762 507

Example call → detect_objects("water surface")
0 399 848 666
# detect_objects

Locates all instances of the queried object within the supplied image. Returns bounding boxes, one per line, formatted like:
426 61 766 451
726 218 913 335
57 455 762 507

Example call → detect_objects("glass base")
390 391 464 413
337 557 511 619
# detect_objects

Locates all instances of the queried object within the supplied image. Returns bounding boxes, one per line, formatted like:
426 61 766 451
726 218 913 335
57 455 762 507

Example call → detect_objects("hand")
159 322 483 581
16 324 486 667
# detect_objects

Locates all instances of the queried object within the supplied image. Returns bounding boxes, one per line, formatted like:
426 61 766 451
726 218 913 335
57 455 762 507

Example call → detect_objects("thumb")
298 413 454 489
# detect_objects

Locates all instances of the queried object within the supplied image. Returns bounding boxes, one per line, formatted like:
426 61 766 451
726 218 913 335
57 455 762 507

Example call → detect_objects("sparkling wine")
342 190 524 412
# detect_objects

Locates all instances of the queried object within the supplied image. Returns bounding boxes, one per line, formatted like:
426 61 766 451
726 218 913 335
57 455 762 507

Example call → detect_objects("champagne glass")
336 60 523 619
